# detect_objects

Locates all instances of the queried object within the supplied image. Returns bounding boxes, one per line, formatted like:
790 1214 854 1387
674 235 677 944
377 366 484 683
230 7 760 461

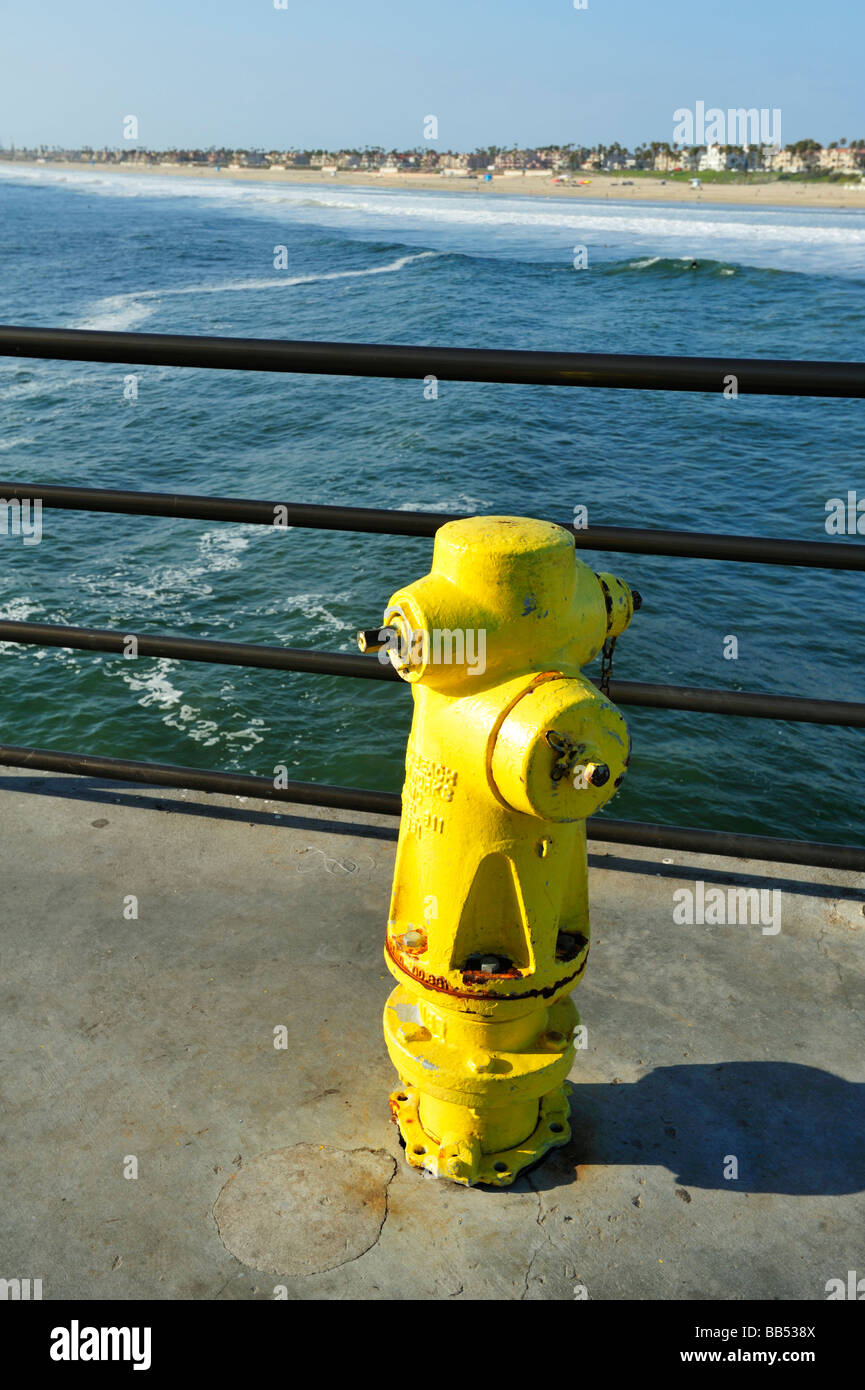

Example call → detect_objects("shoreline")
5 159 865 211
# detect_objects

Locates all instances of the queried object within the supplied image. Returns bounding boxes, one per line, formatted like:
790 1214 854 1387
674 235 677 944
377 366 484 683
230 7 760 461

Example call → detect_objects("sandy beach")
10 159 865 211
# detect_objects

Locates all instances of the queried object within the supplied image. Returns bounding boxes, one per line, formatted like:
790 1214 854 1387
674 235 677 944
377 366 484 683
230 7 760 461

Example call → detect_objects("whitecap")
72 250 438 331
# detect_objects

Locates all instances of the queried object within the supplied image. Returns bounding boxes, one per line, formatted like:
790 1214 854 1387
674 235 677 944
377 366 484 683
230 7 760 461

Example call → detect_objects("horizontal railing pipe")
1 619 864 726
571 526 865 570
0 619 401 681
605 680 865 727
2 481 864 570
0 744 861 870
589 818 865 873
0 745 400 816
1 325 865 397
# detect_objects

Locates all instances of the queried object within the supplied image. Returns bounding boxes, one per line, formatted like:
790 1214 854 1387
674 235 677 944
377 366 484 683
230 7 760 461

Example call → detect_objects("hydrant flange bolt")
556 931 588 961
462 952 512 976
480 956 504 974
401 928 427 953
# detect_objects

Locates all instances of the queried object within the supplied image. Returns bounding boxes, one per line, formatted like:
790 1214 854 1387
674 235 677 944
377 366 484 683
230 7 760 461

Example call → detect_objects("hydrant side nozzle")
493 679 629 822
596 571 641 639
357 626 397 654
381 579 500 687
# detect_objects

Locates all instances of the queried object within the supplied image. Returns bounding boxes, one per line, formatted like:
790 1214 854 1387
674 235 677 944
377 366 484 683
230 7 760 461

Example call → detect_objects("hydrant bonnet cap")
432 516 577 604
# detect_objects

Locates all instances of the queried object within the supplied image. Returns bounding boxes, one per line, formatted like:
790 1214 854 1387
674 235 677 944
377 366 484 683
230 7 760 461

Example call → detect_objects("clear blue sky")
1 0 862 150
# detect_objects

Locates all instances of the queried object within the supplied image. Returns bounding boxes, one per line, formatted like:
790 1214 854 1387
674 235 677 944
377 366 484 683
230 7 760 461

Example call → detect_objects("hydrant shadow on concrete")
516 1062 864 1196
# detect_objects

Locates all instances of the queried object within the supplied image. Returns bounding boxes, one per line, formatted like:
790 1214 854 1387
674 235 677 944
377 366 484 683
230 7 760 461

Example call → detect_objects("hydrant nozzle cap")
597 572 640 639
585 761 610 787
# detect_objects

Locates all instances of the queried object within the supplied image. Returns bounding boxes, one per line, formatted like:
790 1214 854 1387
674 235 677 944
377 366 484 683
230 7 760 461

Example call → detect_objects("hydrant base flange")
389 1085 571 1187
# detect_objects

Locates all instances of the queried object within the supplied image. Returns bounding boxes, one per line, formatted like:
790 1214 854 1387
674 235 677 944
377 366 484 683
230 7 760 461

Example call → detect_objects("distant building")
819 145 860 173
768 148 812 174
698 144 730 172
439 153 484 171
493 152 525 171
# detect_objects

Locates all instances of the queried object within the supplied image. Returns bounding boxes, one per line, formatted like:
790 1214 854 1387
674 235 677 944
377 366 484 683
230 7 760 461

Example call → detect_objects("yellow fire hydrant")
358 516 639 1186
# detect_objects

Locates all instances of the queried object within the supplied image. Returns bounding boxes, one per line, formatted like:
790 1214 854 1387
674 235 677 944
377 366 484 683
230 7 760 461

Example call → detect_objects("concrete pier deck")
1 769 862 1301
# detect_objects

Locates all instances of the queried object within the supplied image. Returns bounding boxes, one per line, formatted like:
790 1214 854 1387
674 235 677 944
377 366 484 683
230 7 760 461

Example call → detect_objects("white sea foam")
74 294 156 333
120 659 184 711
167 712 221 745
397 494 490 514
68 526 274 619
0 596 44 622
196 529 250 572
0 372 99 401
223 724 265 747
0 597 46 655
73 250 438 331
0 596 43 619
0 435 37 450
262 590 352 637
115 658 266 752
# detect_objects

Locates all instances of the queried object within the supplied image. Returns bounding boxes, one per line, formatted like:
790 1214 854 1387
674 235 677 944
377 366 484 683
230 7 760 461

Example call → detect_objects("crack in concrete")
366 1149 399 1259
211 1146 398 1282
817 913 861 1015
520 1172 549 1300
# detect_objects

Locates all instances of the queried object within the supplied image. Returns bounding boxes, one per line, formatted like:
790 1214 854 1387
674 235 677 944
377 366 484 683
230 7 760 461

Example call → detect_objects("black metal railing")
2 323 865 397
1 480 864 569
1 325 863 872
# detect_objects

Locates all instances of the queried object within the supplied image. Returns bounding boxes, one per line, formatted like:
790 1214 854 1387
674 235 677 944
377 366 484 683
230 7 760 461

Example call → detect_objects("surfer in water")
690 259 698 270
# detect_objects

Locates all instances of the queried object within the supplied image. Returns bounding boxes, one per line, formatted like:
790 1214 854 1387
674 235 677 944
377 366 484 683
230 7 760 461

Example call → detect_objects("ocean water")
0 164 863 847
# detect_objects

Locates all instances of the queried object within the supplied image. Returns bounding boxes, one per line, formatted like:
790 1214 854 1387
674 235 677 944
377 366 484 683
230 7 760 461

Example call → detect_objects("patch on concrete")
213 1144 396 1275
